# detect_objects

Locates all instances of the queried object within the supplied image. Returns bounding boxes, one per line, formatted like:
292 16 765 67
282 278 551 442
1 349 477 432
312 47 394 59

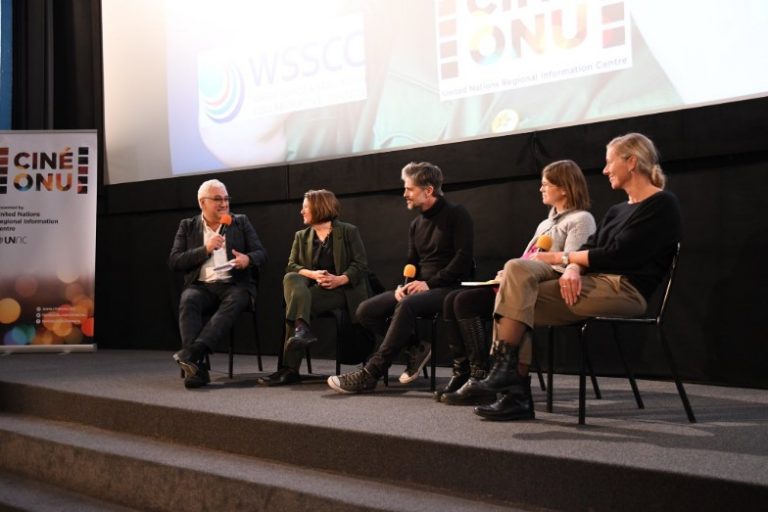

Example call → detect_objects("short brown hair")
542 159 591 211
401 161 444 197
304 189 340 223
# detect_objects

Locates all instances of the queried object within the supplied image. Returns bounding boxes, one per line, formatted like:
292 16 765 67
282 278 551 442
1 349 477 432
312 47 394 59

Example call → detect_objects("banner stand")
1 130 98 352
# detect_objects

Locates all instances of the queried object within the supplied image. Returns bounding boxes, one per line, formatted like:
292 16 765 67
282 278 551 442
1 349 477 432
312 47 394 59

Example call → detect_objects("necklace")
315 225 332 247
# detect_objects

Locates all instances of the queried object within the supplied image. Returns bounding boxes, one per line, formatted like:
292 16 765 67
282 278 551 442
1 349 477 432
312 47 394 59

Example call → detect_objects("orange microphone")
535 234 553 252
402 264 417 286
219 213 232 235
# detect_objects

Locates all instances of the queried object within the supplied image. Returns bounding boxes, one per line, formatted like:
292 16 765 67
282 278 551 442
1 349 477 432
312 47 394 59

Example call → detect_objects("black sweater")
582 190 682 300
407 196 474 288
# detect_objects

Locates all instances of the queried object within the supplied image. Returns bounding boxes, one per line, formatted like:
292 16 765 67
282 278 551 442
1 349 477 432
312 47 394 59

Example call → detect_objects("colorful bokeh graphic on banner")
0 274 95 345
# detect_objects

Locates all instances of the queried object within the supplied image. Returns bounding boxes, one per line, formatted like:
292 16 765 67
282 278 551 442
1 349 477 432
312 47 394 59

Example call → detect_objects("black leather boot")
441 317 495 405
464 340 521 394
473 376 535 421
434 320 470 401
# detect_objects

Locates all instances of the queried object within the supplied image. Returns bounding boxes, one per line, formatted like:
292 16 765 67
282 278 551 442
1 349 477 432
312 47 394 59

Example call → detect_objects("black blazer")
168 213 268 297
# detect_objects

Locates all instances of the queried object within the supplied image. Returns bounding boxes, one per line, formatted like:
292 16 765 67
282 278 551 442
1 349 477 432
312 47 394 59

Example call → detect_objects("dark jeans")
178 281 250 352
358 287 455 375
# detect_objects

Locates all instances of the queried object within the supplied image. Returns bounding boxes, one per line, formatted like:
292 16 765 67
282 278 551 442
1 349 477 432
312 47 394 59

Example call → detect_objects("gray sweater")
523 208 596 269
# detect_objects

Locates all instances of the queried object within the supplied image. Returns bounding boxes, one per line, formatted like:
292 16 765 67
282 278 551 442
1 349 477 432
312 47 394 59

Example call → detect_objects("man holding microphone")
328 162 474 394
169 179 267 389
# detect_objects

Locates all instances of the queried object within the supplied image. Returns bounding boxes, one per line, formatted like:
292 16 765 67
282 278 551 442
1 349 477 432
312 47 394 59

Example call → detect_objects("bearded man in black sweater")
328 161 474 394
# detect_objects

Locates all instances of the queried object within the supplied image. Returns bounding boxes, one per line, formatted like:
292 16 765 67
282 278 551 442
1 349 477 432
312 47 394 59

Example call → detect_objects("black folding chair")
546 243 695 424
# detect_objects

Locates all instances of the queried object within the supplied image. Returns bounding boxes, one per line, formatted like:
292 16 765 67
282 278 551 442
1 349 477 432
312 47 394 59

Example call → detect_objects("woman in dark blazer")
259 189 371 386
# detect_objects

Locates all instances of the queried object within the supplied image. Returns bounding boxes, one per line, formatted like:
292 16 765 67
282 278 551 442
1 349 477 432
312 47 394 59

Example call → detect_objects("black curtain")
12 0 102 130
12 0 105 187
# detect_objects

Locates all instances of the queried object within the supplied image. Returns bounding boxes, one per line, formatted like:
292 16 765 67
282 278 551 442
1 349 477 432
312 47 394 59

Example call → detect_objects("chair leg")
610 323 644 409
335 331 342 376
531 341 546 392
546 327 554 413
658 326 696 423
430 316 437 392
306 348 313 374
578 323 589 425
414 316 432 385
228 330 234 379
336 313 343 375
251 312 262 372
583 336 602 400
278 321 285 370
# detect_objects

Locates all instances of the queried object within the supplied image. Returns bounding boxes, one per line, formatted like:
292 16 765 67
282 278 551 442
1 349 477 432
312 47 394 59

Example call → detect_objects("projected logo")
198 61 245 123
197 13 366 125
436 0 632 100
0 146 90 194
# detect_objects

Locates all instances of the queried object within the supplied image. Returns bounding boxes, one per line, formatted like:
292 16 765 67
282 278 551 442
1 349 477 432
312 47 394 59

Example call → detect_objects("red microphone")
219 213 232 236
402 264 417 286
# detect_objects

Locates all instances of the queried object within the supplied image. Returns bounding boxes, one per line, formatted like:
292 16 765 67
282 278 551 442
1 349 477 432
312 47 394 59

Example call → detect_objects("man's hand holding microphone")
395 264 428 301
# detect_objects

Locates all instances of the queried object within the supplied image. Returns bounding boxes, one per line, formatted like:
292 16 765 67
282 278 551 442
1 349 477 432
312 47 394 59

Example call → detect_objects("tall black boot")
473 376 535 421
433 320 470 401
442 317 496 405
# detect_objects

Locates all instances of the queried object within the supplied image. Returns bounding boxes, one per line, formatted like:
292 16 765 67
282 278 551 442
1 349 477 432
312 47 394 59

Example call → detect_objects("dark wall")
13 1 768 388
97 99 768 388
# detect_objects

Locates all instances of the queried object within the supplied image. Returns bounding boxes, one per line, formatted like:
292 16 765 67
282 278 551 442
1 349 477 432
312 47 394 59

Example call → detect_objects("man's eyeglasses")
203 196 232 204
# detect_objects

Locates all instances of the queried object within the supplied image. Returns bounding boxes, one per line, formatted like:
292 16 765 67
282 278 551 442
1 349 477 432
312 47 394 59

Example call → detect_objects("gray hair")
197 179 228 201
401 161 444 197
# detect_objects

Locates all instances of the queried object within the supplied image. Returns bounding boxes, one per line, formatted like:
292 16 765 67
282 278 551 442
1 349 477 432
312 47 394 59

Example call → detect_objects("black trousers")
358 287 455 375
442 287 495 321
178 281 250 352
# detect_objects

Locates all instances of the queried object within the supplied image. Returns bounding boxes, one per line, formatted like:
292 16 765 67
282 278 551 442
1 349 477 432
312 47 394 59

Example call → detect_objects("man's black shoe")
285 327 318 351
173 348 200 378
184 367 210 389
257 367 300 386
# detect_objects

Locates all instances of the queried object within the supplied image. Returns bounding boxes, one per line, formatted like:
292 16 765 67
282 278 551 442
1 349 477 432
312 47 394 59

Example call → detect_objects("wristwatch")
561 252 569 266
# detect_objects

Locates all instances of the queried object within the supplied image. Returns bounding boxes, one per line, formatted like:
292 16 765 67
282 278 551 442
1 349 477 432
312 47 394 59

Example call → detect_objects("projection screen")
102 0 768 184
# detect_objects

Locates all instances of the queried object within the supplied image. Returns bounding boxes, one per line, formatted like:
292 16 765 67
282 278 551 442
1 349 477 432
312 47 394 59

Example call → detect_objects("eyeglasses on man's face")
204 196 232 204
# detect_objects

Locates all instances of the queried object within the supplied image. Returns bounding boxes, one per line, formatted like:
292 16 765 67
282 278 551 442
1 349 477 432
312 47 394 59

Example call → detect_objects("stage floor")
1 349 767 483
1 349 767 510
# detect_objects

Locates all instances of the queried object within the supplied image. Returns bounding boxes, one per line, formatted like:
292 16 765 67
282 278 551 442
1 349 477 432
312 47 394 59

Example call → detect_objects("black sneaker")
184 367 210 389
399 340 431 384
327 368 378 394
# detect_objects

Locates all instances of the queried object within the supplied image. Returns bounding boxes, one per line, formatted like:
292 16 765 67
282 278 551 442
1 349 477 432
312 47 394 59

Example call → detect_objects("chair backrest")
655 242 681 324
367 272 386 295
